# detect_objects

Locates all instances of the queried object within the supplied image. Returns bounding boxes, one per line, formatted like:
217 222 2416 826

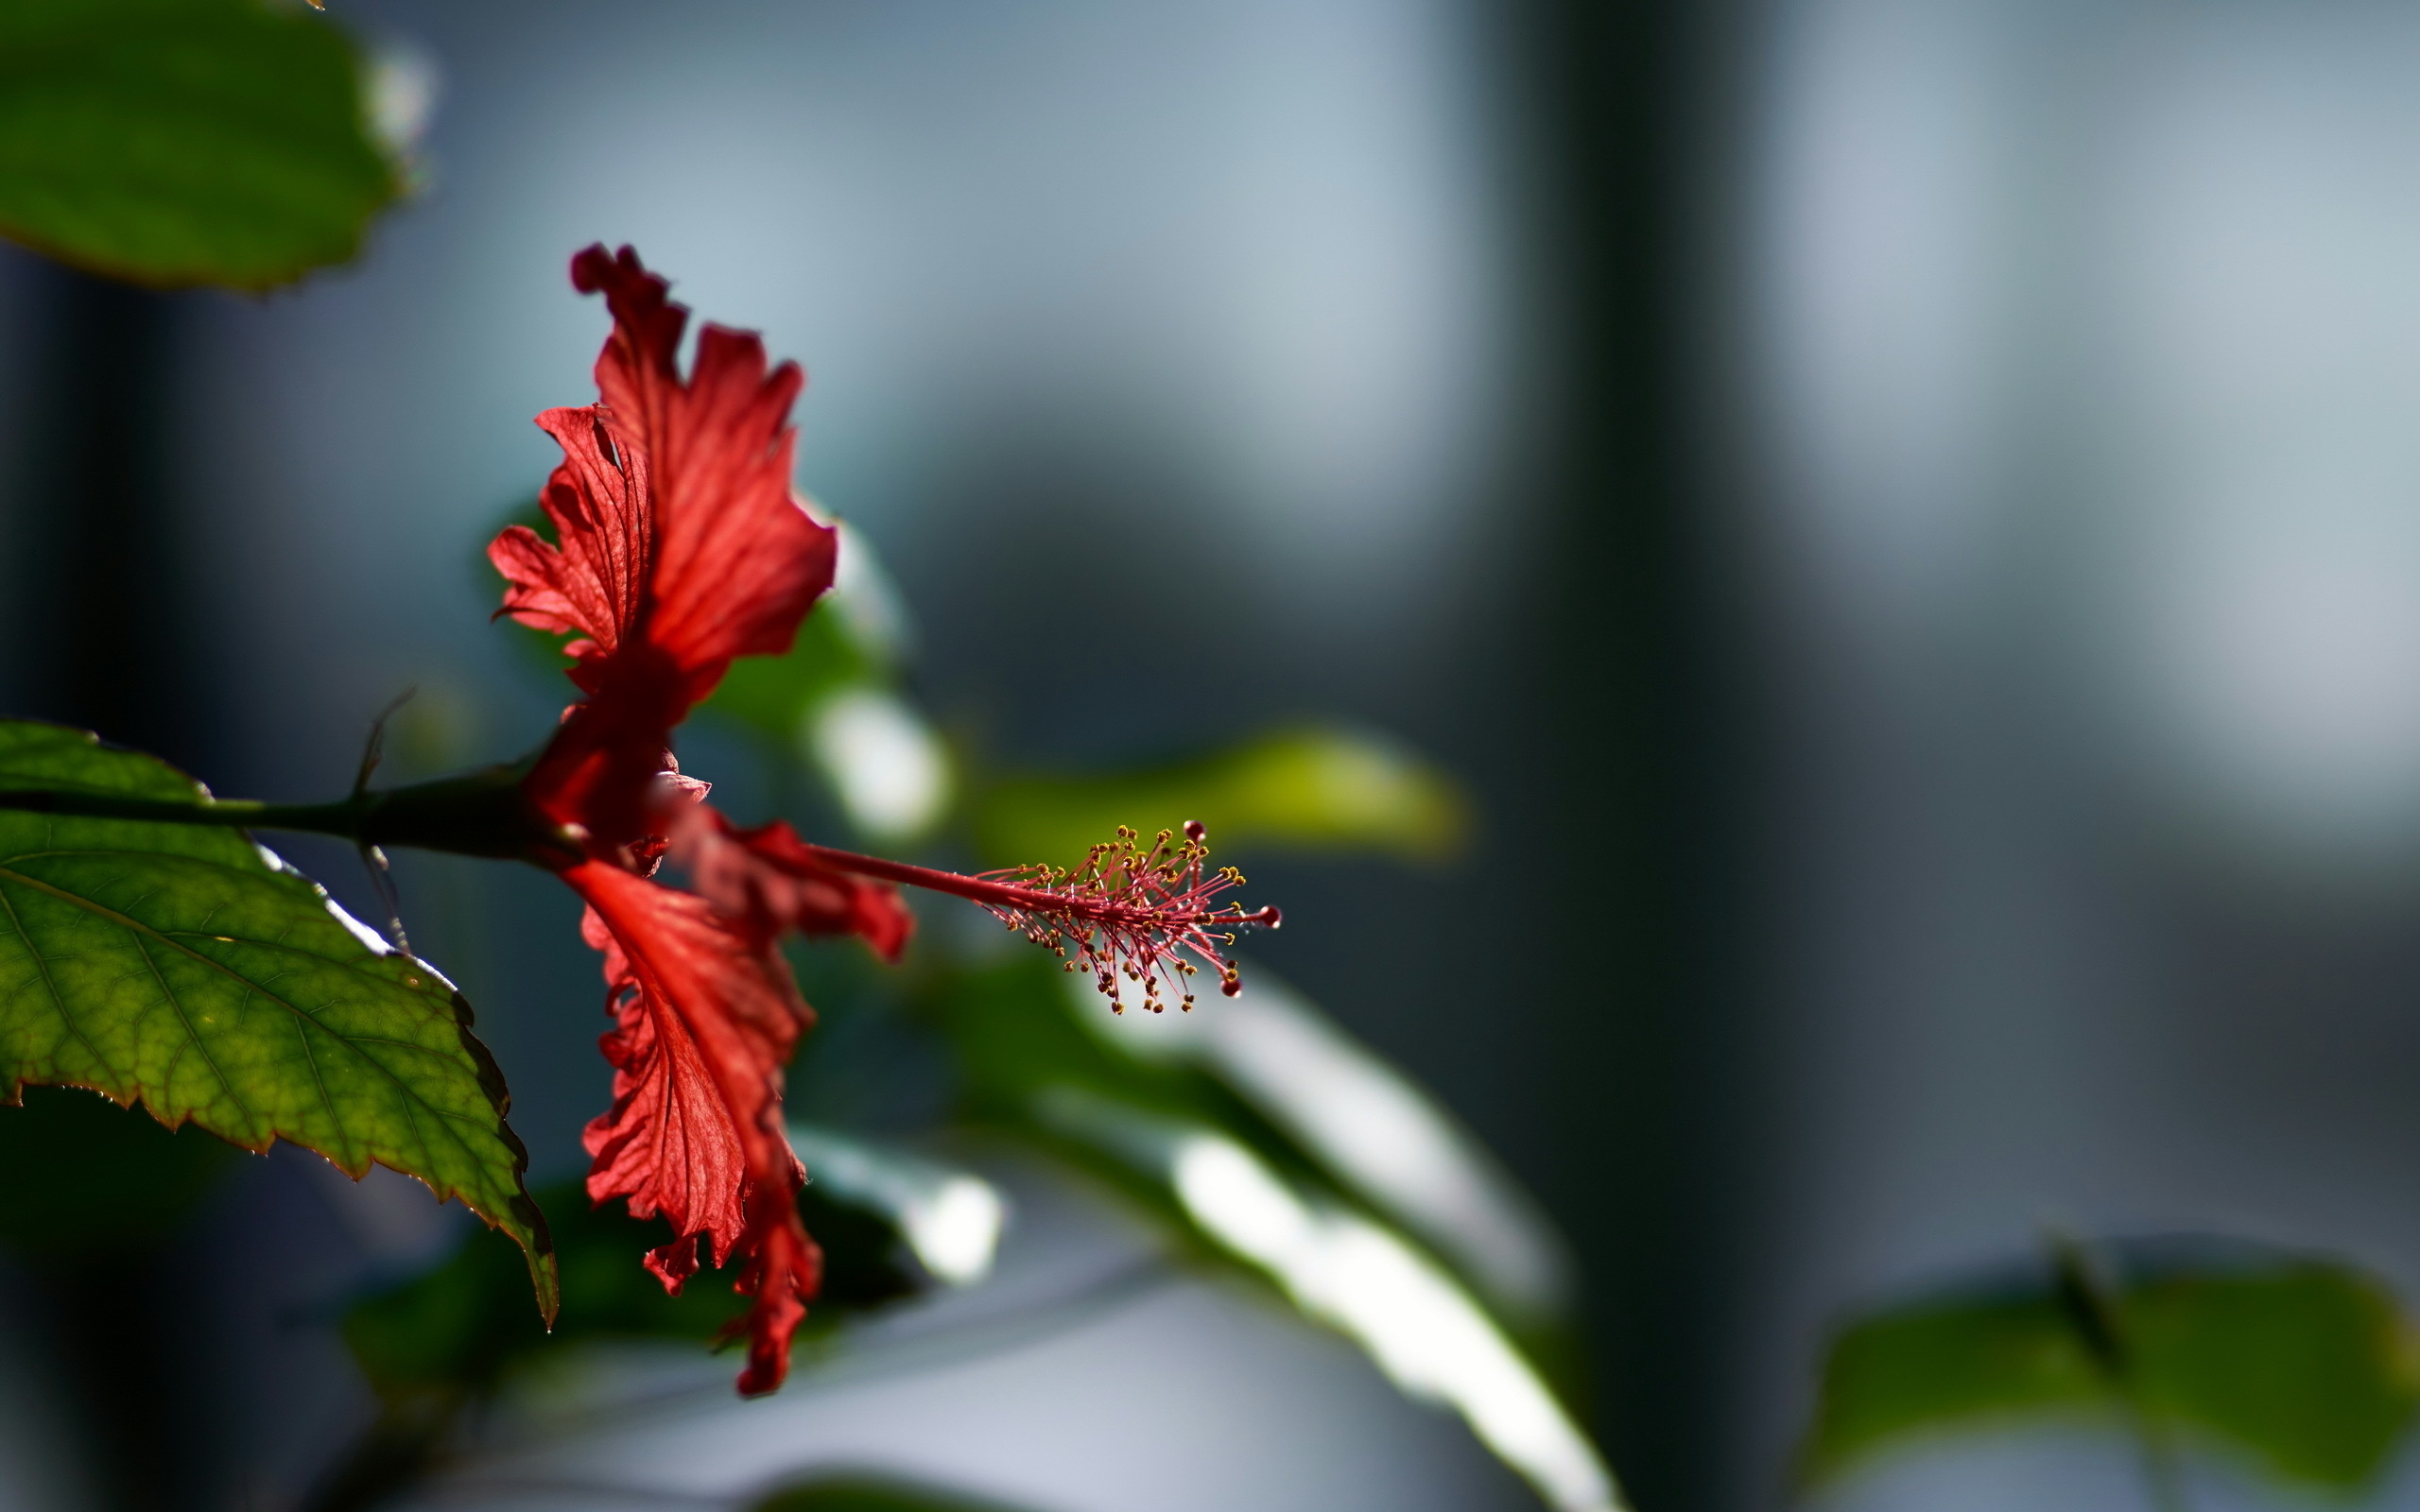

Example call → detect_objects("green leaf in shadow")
0 720 554 1318
1804 1289 2104 1485
344 1130 999 1400
0 0 401 288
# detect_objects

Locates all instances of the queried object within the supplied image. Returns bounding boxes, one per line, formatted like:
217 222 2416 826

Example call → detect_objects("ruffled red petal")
566 860 822 1396
489 406 651 683
499 248 838 853
567 244 837 688
671 805 916 963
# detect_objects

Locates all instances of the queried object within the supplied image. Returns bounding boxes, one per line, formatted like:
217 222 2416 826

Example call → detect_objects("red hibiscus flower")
491 246 1272 1398
491 246 896 1395
492 245 836 865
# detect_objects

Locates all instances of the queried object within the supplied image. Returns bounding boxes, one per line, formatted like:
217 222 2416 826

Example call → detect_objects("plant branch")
0 788 362 834
0 765 576 865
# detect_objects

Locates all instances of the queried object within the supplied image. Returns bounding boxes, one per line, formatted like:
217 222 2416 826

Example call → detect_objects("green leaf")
0 721 554 1319
749 1477 1054 1512
344 1130 996 1400
0 0 400 289
920 954 1619 1512
1802 1247 2420 1494
329 1160 952 1512
1803 1289 2105 1483
708 603 879 744
1077 961 1570 1327
971 727 1469 869
2129 1263 2420 1489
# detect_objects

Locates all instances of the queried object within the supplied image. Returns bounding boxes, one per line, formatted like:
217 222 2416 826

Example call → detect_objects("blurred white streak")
365 35 442 160
825 519 913 666
789 1125 1006 1287
1034 1087 1618 1512
807 688 951 843
1075 967 1570 1319
1169 1140 1618 1512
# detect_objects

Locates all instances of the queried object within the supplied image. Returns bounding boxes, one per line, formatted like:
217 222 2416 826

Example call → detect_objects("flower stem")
0 765 575 865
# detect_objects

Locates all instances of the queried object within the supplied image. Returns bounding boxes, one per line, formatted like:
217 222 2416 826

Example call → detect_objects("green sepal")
0 721 556 1321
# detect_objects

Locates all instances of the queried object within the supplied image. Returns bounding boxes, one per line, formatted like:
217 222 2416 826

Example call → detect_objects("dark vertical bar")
1511 1 1744 1508
9 263 204 771
3 262 207 1512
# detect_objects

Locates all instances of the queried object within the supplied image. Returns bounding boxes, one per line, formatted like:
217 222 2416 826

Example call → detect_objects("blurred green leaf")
750 1476 1053 1512
919 954 1616 1512
325 1159 942 1512
0 720 555 1319
0 1084 238 1260
1803 1247 2420 1495
345 1128 995 1399
1078 961 1571 1328
0 0 401 288
2130 1263 2420 1489
709 605 877 744
971 727 1469 869
699 518 903 746
1804 1290 2104 1483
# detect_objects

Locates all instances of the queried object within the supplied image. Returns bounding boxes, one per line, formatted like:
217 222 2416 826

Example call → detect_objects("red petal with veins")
672 805 916 963
566 860 821 1395
567 244 836 685
490 407 651 683
493 247 838 854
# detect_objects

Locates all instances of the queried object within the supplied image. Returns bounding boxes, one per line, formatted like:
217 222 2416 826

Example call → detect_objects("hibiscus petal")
489 406 651 679
568 244 837 694
505 249 840 861
565 860 821 1394
670 804 916 963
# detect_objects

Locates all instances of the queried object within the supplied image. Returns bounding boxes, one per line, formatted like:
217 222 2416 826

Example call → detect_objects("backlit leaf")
920 954 1618 1512
972 727 1469 869
0 721 554 1317
1803 1290 2104 1483
0 0 399 288
1803 1246 2420 1494
2130 1263 2420 1489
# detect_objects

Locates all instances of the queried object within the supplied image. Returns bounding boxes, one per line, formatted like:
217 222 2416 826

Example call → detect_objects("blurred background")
11 0 2420 1509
